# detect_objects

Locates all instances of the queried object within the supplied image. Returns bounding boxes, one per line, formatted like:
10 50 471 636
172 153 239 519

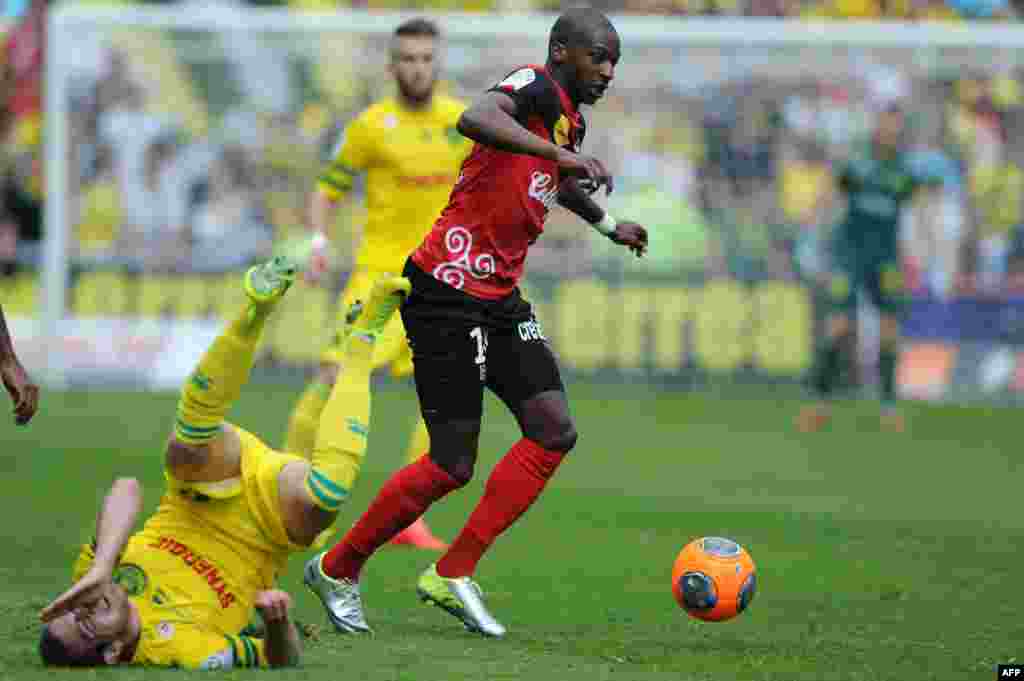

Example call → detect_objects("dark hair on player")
548 8 615 57
38 624 107 667
394 17 440 40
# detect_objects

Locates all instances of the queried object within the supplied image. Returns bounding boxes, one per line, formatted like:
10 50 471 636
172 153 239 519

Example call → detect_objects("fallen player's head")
548 8 620 105
39 582 139 667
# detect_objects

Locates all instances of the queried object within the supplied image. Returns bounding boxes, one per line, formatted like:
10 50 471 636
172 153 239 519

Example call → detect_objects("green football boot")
416 563 506 638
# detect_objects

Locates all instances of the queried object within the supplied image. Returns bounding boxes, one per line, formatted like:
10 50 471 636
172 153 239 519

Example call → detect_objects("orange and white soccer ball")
672 537 757 622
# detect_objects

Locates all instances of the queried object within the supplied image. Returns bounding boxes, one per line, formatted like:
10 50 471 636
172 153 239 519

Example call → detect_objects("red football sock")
322 455 462 581
436 438 565 579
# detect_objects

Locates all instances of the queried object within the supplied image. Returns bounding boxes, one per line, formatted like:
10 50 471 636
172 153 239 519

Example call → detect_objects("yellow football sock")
404 415 430 465
304 335 374 512
283 380 331 459
175 302 273 446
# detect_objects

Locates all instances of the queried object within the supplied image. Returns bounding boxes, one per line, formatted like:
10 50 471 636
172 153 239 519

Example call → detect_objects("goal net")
35 6 1024 402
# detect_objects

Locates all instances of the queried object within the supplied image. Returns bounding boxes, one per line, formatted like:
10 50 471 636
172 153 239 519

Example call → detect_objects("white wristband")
592 212 617 237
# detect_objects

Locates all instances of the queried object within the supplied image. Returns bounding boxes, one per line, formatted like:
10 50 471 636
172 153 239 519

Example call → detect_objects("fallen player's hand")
255 589 293 623
1 358 38 425
40 566 111 623
610 221 648 258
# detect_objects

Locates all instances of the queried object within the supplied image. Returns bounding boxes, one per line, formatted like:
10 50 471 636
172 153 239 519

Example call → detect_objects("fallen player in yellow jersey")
37 256 410 668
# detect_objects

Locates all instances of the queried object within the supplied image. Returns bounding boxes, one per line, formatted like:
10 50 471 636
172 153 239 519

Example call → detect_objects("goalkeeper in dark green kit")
799 102 943 433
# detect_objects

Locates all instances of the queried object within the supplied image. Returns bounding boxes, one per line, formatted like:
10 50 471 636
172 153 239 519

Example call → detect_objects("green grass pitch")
0 381 1020 680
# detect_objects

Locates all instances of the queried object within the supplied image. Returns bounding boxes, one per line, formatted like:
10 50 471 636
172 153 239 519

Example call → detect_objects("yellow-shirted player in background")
287 17 470 550
37 257 410 667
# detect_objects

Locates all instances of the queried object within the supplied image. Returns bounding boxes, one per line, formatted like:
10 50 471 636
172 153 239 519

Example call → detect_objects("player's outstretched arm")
557 176 605 223
255 590 302 668
0 303 38 425
89 477 142 572
458 92 611 189
40 478 142 622
305 113 372 283
459 92 563 159
557 179 647 257
305 188 340 284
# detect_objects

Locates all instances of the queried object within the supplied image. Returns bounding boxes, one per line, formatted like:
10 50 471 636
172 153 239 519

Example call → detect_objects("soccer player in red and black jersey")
303 8 648 638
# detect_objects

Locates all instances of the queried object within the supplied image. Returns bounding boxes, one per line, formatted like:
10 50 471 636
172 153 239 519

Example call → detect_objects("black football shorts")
400 259 565 424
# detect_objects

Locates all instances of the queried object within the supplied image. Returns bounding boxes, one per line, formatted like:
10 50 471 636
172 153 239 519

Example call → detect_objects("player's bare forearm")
0 303 39 425
92 478 142 573
457 92 562 161
557 180 647 256
305 188 343 282
557 178 605 224
309 188 340 236
263 618 302 667
256 590 302 667
0 303 15 364
38 483 140 623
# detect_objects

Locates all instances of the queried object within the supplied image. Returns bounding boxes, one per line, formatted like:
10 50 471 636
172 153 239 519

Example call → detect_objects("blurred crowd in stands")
2 0 1024 319
23 0 1015 20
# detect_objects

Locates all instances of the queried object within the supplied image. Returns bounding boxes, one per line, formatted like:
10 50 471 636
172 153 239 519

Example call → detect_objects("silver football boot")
303 552 372 634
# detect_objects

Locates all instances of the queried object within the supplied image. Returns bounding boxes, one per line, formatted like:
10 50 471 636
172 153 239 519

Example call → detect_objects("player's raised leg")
283 376 330 457
282 303 361 460
304 279 409 516
285 291 448 551
171 257 297 477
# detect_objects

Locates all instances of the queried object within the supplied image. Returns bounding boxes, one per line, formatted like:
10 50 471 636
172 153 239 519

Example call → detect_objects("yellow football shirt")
317 94 471 271
72 497 282 670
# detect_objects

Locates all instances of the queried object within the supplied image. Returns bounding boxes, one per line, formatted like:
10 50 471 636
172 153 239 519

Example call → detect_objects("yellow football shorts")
320 268 413 378
73 426 315 592
163 424 311 561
